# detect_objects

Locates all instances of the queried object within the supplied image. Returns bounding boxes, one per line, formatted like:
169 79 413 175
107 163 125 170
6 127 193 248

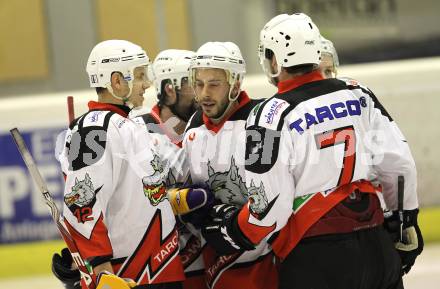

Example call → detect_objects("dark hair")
157 79 172 108
265 48 317 75
95 87 106 94
284 64 316 74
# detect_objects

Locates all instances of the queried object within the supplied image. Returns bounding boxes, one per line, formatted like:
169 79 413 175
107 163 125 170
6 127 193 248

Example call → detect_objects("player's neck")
210 100 239 125
278 69 305 82
98 92 124 106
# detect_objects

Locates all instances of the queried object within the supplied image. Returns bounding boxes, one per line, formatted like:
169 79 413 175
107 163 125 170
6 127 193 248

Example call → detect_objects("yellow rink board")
0 240 64 278
0 207 439 279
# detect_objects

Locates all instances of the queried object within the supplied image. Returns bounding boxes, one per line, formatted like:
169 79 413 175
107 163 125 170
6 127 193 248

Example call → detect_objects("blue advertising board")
0 127 65 243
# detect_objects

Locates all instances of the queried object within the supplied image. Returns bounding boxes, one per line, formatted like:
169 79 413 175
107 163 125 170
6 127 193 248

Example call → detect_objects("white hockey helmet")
152 49 195 97
190 41 246 101
259 13 321 79
320 36 339 68
86 40 150 101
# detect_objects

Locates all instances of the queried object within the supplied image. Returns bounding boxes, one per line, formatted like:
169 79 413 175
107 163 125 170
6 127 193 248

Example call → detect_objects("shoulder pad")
338 76 360 87
230 98 265 121
184 109 204 133
252 97 291 131
81 110 116 131
338 77 372 94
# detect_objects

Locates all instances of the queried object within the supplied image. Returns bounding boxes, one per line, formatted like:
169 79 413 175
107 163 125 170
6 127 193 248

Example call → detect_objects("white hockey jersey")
59 101 184 285
183 91 278 289
132 105 207 289
238 71 418 259
132 104 189 186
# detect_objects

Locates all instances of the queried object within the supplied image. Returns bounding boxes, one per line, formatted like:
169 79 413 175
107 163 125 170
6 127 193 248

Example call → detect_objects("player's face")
175 77 197 120
319 54 336 79
193 68 230 119
128 66 151 108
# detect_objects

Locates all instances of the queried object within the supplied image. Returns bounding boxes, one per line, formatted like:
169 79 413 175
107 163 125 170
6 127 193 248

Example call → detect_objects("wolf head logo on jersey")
248 180 268 215
143 153 170 206
65 173 99 207
65 173 102 223
247 179 277 220
205 156 248 206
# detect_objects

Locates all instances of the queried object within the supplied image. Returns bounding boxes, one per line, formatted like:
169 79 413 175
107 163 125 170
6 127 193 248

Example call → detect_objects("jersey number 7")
315 126 356 187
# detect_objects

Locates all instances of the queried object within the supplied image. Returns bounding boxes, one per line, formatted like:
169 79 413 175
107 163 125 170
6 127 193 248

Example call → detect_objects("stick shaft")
67 96 75 123
9 128 96 289
397 175 404 242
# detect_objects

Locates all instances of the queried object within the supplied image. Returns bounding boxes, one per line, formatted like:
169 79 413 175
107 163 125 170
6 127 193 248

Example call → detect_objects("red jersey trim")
209 252 279 289
277 71 324 94
150 104 183 147
88 101 129 118
202 91 251 134
237 206 276 245
64 213 113 261
117 210 184 284
150 104 162 124
272 180 378 259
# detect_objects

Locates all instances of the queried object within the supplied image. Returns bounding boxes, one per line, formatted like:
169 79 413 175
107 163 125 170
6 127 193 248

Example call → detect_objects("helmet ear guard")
226 70 241 102
259 44 281 80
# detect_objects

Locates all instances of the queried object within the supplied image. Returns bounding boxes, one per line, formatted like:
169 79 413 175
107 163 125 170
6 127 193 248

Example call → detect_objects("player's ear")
271 56 279 74
110 72 124 90
231 81 240 98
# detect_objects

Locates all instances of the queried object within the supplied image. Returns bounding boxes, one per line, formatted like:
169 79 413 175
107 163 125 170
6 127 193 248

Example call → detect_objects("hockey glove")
167 184 214 215
201 204 255 256
168 184 214 228
52 248 81 289
384 209 424 275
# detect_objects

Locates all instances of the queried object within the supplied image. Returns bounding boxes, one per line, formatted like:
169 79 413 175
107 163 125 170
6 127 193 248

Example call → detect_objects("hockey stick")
10 128 97 289
67 96 75 124
397 175 404 243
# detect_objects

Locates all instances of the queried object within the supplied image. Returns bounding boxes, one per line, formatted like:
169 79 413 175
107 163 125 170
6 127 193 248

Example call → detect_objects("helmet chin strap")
228 76 241 102
210 99 237 123
262 58 281 87
211 85 241 123
106 80 134 108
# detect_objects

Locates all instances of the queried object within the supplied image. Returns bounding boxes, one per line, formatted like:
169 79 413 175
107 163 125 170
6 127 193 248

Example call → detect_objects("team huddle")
51 13 423 289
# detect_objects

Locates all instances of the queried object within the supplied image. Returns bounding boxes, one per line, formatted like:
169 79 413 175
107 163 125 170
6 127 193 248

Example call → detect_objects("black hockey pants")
279 226 403 289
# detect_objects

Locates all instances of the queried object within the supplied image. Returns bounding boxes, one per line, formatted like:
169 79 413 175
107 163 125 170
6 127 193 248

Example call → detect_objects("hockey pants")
279 226 403 289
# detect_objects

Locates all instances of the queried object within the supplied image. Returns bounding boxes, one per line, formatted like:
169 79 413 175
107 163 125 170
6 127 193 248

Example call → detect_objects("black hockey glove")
201 204 255 256
52 248 81 289
384 209 424 275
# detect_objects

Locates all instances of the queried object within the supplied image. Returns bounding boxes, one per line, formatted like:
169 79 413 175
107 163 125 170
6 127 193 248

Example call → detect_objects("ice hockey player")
52 48 210 289
317 36 423 280
133 49 198 145
201 13 424 289
319 36 339 79
54 40 185 289
182 41 278 289
132 49 209 289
